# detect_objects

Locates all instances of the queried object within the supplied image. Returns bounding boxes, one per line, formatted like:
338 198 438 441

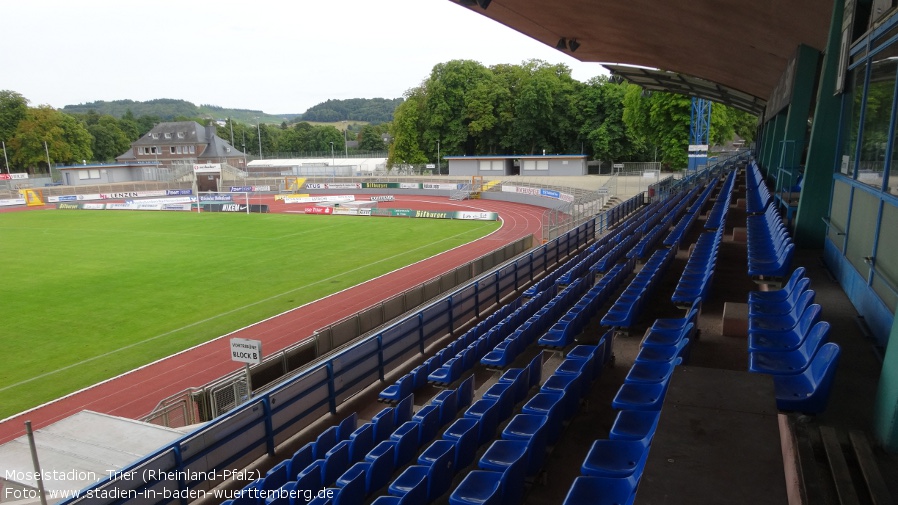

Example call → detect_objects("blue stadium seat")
611 383 667 411
333 465 365 505
747 305 822 352
371 407 395 443
379 375 413 404
562 476 637 505
608 410 661 443
363 442 395 493
296 460 324 494
464 398 500 446
416 439 456 500
477 440 529 505
541 372 583 420
387 466 429 504
348 422 374 463
624 359 680 384
442 417 480 469
581 439 650 479
773 342 841 414
323 440 350 486
501 414 548 476
432 388 459 427
749 278 811 316
634 338 690 365
749 321 830 375
389 421 421 468
287 442 315 480
483 382 516 421
337 412 358 441
394 394 414 426
498 367 530 404
262 460 290 492
448 470 503 505
412 404 441 446
315 426 339 460
522 392 566 444
748 267 807 304
458 375 475 410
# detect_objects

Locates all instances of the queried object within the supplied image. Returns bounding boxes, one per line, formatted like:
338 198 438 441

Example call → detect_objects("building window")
177 132 185 139
78 169 101 180
859 45 898 191
839 65 865 175
189 145 196 154
170 146 177 154
151 133 159 139
164 133 172 139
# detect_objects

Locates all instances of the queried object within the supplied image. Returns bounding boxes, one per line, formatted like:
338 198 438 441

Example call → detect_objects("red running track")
0 196 545 444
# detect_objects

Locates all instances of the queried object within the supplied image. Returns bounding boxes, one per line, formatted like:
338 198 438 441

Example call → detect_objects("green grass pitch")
0 210 501 419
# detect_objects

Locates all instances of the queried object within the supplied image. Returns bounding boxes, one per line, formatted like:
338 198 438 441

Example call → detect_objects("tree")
575 76 647 162
388 89 427 167
0 90 29 145
88 115 131 161
359 124 388 151
10 106 93 171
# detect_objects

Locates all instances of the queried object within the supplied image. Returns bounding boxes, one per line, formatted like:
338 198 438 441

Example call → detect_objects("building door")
197 173 220 192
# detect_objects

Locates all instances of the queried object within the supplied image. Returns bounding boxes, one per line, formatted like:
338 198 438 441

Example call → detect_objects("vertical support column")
874 317 898 452
795 0 845 248
779 44 822 192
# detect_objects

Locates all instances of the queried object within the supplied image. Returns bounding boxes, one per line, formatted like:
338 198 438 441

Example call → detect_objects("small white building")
446 155 588 177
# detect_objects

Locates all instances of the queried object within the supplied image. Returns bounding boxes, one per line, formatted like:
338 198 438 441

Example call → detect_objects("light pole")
242 130 247 167
153 145 159 168
436 140 441 175
44 141 52 179
343 121 348 157
329 142 335 166
256 122 263 159
2 141 10 175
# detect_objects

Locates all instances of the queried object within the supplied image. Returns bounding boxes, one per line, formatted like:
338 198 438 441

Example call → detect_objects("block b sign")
230 338 262 364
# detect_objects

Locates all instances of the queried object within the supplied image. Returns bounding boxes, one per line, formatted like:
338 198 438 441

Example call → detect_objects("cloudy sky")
2 0 607 114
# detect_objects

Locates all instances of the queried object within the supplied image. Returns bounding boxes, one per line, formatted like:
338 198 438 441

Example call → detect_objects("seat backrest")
797 321 831 361
793 304 823 339
394 394 414 426
314 426 339 460
807 342 841 387
337 412 357 442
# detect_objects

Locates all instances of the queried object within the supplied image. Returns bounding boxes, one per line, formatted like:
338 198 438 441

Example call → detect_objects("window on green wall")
862 46 898 191
840 65 866 175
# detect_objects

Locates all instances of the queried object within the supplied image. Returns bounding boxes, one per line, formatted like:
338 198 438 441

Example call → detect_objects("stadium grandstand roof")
451 0 832 111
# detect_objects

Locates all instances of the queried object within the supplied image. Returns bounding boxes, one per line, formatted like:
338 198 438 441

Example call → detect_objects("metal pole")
25 422 49 505
229 117 235 147
343 121 348 157
44 141 52 179
437 140 440 175
330 142 334 166
245 363 253 401
2 140 10 174
256 123 262 159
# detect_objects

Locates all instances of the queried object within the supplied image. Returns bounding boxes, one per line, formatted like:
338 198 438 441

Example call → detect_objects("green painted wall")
795 0 844 249
874 317 898 451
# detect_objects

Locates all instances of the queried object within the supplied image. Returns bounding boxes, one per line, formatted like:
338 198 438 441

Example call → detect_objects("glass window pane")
840 65 866 175
861 47 898 190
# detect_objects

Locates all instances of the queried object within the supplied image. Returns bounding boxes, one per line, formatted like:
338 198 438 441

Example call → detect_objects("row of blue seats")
747 201 795 279
670 227 724 308
368 354 543 505
449 337 612 505
563 312 695 505
256 373 477 505
559 240 614 285
429 288 557 386
378 298 528 401
744 268 842 414
629 188 698 259
592 232 640 273
601 246 677 331
703 169 736 231
540 258 635 349
745 162 773 215
663 186 708 248
483 277 593 368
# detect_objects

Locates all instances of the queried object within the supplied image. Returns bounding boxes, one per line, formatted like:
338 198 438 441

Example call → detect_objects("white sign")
687 144 710 152
425 164 436 169
194 163 222 173
596 188 610 195
612 163 624 169
230 338 262 364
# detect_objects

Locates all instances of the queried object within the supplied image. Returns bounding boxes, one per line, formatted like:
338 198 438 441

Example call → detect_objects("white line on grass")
0 221 498 396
